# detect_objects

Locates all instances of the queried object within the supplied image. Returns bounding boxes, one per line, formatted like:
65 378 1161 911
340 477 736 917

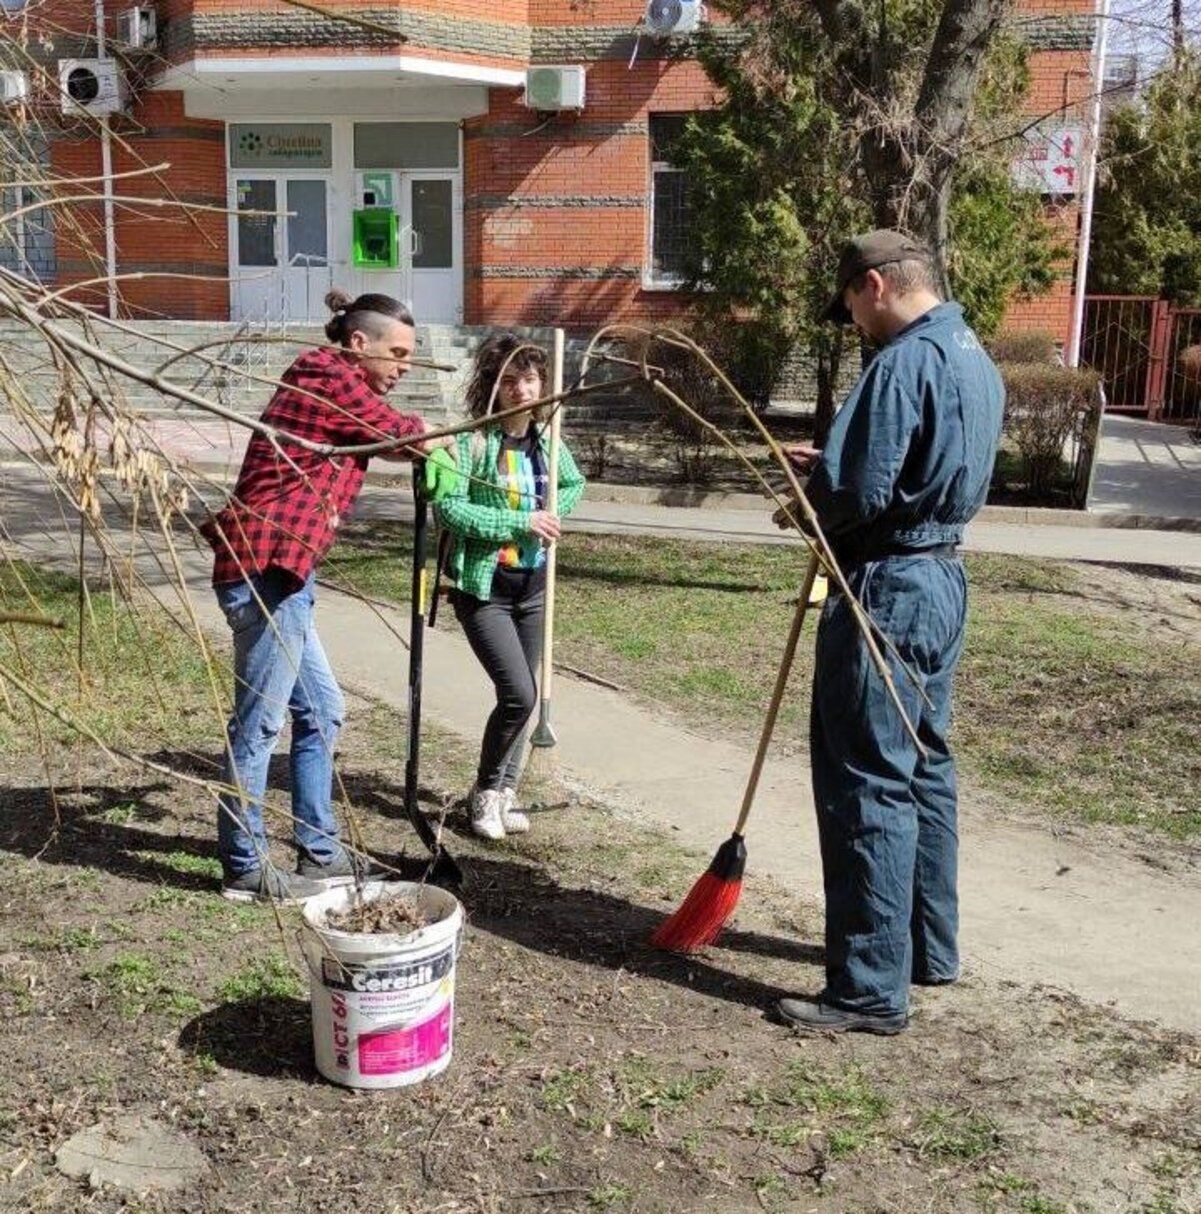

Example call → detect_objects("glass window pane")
651 168 690 280
411 179 453 270
650 114 688 165
286 179 328 267
354 123 459 169
237 179 277 267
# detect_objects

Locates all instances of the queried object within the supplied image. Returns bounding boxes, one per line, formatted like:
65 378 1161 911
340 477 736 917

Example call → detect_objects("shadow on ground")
4 762 824 1083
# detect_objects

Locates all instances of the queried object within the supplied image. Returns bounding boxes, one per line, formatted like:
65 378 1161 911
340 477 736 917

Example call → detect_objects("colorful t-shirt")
496 426 549 572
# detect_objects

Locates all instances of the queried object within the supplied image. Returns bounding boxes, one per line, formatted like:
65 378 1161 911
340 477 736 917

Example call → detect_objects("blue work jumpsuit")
806 302 1004 1019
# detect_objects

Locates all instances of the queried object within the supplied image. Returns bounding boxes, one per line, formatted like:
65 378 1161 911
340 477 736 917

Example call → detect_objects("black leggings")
451 576 545 791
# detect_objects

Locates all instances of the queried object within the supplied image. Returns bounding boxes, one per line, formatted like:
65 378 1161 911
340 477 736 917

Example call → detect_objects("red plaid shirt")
201 347 425 586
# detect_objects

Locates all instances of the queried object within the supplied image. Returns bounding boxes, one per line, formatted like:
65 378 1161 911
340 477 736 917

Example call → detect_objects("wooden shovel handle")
538 328 565 704
733 551 821 838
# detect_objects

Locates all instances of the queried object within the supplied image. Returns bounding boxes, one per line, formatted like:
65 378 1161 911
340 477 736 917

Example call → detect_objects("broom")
650 551 821 952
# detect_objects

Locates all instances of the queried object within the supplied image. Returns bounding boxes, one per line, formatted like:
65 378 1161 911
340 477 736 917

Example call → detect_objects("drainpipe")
1067 0 1110 367
94 0 118 319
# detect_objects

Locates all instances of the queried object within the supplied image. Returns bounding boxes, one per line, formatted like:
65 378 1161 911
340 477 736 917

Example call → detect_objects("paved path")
3 463 1198 1035
559 499 1201 569
1089 414 1201 520
5 412 1201 568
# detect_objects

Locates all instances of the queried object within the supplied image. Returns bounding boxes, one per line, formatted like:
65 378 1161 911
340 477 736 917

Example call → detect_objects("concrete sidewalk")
1089 414 1201 520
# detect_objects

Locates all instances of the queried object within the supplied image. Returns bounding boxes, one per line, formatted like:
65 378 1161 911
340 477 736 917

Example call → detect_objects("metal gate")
1161 307 1201 423
1081 295 1201 422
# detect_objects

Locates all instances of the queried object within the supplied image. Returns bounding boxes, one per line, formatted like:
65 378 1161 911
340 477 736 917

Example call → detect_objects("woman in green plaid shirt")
437 335 586 840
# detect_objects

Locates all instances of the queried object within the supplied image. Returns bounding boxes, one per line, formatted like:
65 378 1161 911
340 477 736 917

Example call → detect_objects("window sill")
641 276 688 293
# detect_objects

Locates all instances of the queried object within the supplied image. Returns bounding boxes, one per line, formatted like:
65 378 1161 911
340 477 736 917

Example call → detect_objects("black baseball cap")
823 229 932 324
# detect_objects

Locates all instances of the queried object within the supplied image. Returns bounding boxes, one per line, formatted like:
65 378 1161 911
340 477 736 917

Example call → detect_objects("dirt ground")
0 704 1197 1214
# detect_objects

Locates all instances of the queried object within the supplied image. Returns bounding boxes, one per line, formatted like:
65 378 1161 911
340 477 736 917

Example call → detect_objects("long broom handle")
538 328 565 710
732 551 821 838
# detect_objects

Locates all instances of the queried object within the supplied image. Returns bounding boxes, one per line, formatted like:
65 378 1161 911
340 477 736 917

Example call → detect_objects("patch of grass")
587 1184 631 1209
22 925 100 954
618 1057 724 1112
1019 1198 1069 1214
540 1066 592 1113
87 951 202 1019
528 1144 561 1165
1149 1153 1187 1181
135 886 202 911
914 1108 1002 1160
95 802 143 825
0 974 36 1015
782 1061 888 1120
217 953 304 1003
190 1052 220 1079
614 1109 653 1138
745 1062 888 1159
149 851 223 881
750 1115 807 1148
0 562 225 758
754 1172 787 1199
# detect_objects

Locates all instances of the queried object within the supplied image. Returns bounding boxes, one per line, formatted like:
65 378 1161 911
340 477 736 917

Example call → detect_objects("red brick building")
4 0 1098 346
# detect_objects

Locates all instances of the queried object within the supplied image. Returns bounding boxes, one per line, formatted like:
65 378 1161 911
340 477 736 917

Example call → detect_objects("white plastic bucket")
300 880 463 1090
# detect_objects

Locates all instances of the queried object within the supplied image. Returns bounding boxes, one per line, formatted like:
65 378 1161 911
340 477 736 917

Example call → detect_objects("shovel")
404 463 463 887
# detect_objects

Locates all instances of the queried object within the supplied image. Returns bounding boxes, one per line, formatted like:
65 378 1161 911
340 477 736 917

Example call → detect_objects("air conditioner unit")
523 65 586 112
59 58 128 117
118 6 157 50
644 0 705 37
0 70 28 104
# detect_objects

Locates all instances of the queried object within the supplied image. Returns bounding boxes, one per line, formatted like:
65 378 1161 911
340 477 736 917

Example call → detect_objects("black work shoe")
296 850 385 888
912 972 958 987
221 866 326 905
775 996 908 1036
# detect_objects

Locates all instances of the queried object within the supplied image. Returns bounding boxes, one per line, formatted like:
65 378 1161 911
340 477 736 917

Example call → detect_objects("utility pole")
1068 0 1111 368
94 0 118 320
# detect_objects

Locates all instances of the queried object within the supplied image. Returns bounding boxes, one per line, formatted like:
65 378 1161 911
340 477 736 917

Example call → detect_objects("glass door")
281 178 331 323
403 173 461 324
232 176 331 323
233 177 278 322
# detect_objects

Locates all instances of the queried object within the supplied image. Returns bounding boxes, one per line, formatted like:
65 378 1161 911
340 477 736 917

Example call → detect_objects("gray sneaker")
296 850 385 888
221 866 326 905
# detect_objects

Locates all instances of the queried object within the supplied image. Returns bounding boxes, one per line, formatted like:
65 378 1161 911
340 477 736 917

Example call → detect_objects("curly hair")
464 333 549 421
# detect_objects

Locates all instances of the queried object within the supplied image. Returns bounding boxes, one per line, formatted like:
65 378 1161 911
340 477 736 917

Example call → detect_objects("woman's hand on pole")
527 510 562 542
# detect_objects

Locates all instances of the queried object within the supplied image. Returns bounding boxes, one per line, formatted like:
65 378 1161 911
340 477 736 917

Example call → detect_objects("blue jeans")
810 556 967 1018
215 569 346 878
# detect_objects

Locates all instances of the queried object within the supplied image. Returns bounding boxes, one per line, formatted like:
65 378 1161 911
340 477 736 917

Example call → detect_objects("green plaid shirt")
437 426 586 602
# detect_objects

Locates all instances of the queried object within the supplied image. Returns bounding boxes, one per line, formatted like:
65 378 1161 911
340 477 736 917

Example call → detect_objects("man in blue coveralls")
777 230 1004 1035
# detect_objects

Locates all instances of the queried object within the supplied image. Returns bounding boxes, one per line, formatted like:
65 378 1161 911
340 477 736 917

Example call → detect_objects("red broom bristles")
650 833 747 953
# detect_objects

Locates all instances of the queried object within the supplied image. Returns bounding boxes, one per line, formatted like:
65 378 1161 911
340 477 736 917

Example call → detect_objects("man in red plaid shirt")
202 290 441 904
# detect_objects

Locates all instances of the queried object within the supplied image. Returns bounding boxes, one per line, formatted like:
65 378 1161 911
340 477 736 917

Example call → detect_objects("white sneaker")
500 787 531 834
470 787 506 841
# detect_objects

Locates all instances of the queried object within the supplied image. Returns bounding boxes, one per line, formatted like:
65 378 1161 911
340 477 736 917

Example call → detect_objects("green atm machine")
353 171 400 269
353 207 399 269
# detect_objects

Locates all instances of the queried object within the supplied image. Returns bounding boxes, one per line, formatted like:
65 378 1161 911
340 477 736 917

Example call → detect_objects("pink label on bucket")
358 1005 452 1076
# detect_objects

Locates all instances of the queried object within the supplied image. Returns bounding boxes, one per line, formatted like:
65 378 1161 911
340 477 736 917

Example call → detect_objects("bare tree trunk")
812 0 1012 297
1172 0 1185 64
814 336 842 446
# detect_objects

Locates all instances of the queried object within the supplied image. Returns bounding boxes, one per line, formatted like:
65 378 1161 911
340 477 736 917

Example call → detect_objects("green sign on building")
230 124 333 170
